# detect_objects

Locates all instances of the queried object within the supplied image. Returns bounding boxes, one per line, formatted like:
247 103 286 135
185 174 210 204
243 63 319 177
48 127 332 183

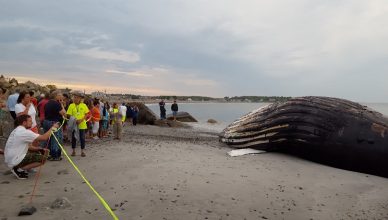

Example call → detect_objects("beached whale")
219 96 388 177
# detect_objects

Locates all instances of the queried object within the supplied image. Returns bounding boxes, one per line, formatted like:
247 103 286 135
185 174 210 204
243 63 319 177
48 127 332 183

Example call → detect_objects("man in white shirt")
7 89 19 119
119 103 127 124
4 114 59 179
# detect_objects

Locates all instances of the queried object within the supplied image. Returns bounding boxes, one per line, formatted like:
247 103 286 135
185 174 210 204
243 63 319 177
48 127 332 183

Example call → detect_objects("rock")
0 76 11 89
9 78 18 87
0 109 14 144
51 197 72 209
153 119 191 128
18 205 36 216
24 81 39 89
131 102 157 125
166 112 198 122
207 119 217 124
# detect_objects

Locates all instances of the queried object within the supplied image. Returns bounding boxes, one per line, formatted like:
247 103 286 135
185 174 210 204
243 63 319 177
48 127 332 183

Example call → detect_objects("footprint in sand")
57 169 69 175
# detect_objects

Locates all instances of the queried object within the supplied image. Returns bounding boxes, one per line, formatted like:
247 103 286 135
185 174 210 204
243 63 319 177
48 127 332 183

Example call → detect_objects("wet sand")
1 124 388 220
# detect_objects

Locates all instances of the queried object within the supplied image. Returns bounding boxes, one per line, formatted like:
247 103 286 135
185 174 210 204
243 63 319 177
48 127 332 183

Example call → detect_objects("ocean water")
147 102 388 125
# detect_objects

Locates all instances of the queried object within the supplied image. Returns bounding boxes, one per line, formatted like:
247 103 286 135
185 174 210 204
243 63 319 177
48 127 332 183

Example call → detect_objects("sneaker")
11 167 28 180
48 157 63 161
93 136 99 140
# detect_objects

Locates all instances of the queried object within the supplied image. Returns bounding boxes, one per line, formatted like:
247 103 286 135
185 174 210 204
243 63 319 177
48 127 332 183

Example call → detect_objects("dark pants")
160 111 166 119
10 111 16 120
133 116 138 125
72 129 86 149
43 120 63 158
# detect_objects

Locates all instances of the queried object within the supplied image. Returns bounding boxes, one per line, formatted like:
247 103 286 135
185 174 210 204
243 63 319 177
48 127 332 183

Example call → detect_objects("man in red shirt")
29 91 38 107
37 93 49 126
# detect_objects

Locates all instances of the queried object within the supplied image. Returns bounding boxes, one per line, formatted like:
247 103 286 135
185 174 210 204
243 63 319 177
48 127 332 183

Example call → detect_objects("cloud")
1 0 388 101
105 69 152 77
71 47 140 63
177 78 218 87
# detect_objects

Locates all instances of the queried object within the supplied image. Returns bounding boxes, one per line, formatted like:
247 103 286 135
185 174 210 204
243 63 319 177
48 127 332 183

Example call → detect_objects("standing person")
119 103 127 125
61 93 71 142
7 89 19 119
132 105 139 126
15 91 38 133
66 91 90 157
171 100 178 121
29 91 38 107
111 103 122 140
126 103 133 125
159 99 166 120
43 90 66 161
84 99 93 139
62 93 71 110
98 99 104 138
4 114 59 179
91 100 100 140
101 102 110 138
37 93 49 126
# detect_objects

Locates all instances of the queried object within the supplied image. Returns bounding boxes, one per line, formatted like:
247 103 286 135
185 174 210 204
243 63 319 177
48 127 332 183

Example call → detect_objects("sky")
0 0 387 102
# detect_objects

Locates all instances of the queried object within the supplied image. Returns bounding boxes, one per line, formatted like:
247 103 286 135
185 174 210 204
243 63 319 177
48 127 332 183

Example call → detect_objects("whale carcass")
219 96 388 177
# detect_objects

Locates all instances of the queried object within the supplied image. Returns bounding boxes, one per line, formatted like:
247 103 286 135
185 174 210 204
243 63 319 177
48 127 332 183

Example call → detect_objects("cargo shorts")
15 151 49 169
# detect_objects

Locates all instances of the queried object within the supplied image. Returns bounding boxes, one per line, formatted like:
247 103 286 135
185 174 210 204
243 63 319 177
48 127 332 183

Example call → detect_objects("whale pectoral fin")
227 148 267 157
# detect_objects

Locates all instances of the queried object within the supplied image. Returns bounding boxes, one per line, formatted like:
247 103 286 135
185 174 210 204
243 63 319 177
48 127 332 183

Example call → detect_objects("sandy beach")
1 124 388 220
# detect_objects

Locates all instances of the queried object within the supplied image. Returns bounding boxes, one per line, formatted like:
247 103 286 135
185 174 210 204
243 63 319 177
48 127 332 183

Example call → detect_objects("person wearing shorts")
171 100 178 121
91 100 100 140
4 114 59 179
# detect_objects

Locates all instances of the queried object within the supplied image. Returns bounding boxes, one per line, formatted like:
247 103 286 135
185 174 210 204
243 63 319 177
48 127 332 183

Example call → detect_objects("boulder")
207 119 218 124
0 81 11 89
0 109 14 148
9 78 18 87
18 205 36 216
0 75 10 89
127 102 157 125
167 112 198 122
153 119 191 128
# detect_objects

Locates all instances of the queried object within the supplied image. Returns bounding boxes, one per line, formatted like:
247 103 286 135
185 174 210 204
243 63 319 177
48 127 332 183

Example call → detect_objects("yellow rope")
51 132 119 220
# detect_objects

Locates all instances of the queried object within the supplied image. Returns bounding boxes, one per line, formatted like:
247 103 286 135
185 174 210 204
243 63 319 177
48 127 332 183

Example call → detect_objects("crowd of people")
0 88 140 180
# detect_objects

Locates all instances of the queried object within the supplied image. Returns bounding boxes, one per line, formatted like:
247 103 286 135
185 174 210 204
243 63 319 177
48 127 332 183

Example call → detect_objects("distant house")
91 91 107 99
187 98 192 101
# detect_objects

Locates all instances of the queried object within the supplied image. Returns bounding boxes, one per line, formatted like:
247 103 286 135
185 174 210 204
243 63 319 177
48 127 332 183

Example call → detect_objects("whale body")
219 96 388 177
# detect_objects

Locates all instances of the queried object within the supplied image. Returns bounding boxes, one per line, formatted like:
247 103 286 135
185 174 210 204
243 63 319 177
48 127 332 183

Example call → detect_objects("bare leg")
21 162 44 170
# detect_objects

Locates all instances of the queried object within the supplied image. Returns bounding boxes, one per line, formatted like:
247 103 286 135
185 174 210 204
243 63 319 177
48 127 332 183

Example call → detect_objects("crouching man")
4 114 60 179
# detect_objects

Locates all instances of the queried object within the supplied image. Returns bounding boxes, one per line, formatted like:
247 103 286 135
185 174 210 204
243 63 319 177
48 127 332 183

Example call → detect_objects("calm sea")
147 102 388 125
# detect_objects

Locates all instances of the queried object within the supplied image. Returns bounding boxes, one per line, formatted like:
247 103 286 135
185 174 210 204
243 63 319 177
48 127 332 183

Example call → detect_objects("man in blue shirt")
7 89 19 119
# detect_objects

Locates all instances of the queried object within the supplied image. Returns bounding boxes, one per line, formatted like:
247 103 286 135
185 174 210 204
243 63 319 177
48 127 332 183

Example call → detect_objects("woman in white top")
15 91 38 133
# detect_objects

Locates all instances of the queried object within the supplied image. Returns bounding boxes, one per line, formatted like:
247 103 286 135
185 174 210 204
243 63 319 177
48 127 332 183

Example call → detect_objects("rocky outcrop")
127 102 157 125
167 112 198 122
0 75 52 96
0 110 14 148
153 119 191 128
